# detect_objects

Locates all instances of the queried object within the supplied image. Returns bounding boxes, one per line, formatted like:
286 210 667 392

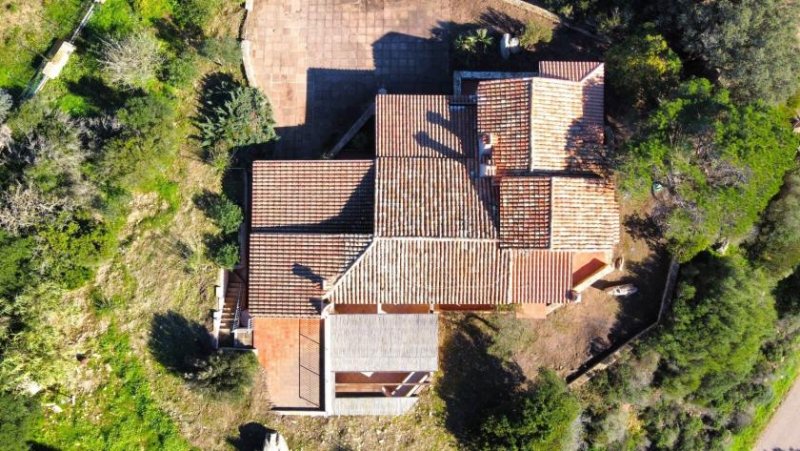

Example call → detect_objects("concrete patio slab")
244 0 452 158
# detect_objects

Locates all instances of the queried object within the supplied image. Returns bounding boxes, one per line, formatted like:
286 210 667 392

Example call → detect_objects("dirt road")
755 376 800 450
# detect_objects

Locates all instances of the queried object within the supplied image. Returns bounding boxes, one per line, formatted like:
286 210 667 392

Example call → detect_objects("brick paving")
253 317 322 409
244 0 452 157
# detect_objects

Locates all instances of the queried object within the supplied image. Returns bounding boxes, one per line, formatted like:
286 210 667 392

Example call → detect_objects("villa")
217 61 620 415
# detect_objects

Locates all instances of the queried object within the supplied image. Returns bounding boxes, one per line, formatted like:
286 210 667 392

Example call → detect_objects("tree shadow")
436 313 526 447
226 422 274 451
624 213 664 249
64 75 126 113
148 311 212 374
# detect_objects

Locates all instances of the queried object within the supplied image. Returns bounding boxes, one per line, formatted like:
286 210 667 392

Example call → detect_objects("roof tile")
251 161 374 233
499 177 551 248
550 177 620 250
476 79 532 174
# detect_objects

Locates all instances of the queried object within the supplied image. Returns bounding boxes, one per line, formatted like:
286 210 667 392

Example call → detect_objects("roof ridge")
321 237 378 299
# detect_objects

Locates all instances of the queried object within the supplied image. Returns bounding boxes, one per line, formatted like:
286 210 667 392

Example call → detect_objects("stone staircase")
219 273 246 345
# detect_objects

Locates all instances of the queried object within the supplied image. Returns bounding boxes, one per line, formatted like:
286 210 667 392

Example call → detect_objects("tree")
185 351 258 399
100 32 163 89
605 28 681 108
749 170 800 276
661 0 800 104
0 391 40 450
479 369 580 450
172 0 219 33
654 253 776 403
619 79 798 260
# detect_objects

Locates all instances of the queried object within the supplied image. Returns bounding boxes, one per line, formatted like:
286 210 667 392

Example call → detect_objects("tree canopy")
660 0 800 104
654 253 776 403
619 79 798 260
479 369 580 450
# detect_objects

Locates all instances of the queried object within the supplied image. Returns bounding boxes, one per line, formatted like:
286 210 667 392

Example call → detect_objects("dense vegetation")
0 0 271 447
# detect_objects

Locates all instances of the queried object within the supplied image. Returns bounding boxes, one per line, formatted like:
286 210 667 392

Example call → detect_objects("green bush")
197 81 277 171
0 89 12 123
172 0 219 32
199 37 241 66
619 79 798 260
196 192 242 234
209 240 239 269
605 28 681 108
0 231 33 298
0 391 40 450
160 51 199 87
519 21 553 50
454 28 494 58
37 212 115 289
479 369 580 450
185 351 258 399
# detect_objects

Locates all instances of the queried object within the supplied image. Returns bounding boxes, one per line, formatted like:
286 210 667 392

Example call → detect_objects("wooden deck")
253 317 323 410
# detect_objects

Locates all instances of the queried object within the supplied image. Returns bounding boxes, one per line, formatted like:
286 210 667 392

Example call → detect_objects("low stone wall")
568 257 680 388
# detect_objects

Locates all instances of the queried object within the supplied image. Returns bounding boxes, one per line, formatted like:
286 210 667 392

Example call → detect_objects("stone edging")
567 256 680 388
240 0 257 87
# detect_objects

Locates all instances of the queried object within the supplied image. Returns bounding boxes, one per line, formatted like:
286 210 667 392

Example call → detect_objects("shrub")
0 391 40 450
0 231 32 298
454 28 494 56
100 32 163 90
605 29 681 108
197 81 277 170
172 0 219 32
185 351 258 399
199 37 241 66
160 51 198 87
37 211 115 289
749 170 800 275
209 240 239 269
196 192 242 234
519 21 553 50
479 369 580 450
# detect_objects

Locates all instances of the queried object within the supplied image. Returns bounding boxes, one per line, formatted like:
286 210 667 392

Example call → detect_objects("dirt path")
755 376 800 450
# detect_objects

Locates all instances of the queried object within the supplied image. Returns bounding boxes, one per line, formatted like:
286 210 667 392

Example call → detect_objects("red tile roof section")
508 250 574 303
326 238 510 305
539 61 603 82
375 158 497 238
498 177 551 248
251 161 374 233
476 79 532 174
376 95 477 158
550 177 620 250
529 75 604 173
248 234 372 316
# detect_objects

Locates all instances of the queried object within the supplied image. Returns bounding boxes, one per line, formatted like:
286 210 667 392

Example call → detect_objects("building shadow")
226 422 275 451
436 313 526 447
148 311 212 374
271 31 452 159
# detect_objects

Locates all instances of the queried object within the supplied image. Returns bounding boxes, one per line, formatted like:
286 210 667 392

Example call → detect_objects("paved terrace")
244 0 452 158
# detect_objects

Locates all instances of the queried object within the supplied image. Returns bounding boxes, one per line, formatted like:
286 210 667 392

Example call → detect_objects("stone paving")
244 0 452 157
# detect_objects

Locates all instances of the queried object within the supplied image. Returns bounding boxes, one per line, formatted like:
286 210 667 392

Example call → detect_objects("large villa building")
216 61 621 415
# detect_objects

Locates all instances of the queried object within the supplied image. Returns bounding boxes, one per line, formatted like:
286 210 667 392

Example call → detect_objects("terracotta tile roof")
375 158 497 238
476 79 532 174
326 238 510 305
248 234 372 317
508 250 574 303
529 76 604 173
251 161 374 233
376 95 477 158
550 177 620 250
539 61 603 82
498 177 551 248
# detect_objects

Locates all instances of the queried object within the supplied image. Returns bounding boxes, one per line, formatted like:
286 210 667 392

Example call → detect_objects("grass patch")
730 335 800 450
36 326 192 450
